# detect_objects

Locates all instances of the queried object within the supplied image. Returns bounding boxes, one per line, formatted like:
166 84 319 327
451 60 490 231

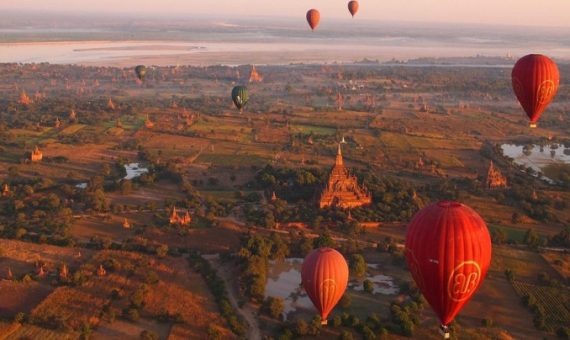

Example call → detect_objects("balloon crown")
437 201 462 208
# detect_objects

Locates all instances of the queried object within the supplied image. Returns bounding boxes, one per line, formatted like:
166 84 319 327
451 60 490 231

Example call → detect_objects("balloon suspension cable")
439 324 450 339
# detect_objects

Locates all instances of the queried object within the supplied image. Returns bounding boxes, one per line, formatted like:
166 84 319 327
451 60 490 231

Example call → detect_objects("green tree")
207 324 223 340
298 235 313 256
140 330 159 340
121 180 133 195
155 244 169 258
313 232 335 248
349 254 367 279
363 279 374 294
491 228 507 244
340 293 352 309
295 319 309 336
511 212 522 224
127 308 140 322
263 296 285 319
524 228 542 249
339 330 354 340
270 233 290 260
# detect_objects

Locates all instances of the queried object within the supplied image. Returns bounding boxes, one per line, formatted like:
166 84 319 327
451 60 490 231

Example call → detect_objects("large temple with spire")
486 160 508 189
249 65 263 83
319 144 372 209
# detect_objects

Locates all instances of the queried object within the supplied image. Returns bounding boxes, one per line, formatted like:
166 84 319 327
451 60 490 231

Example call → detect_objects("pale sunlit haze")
1 0 569 27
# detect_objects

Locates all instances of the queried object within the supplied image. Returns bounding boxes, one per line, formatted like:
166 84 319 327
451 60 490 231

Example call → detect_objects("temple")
2 184 10 197
145 114 154 129
107 98 115 110
169 207 192 225
59 264 69 279
97 264 106 276
249 65 263 82
319 144 372 209
30 146 43 162
486 160 508 189
19 90 32 105
336 92 344 111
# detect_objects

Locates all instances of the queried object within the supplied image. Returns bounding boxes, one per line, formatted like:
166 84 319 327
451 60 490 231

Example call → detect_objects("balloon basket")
439 325 450 339
529 123 537 128
321 319 328 326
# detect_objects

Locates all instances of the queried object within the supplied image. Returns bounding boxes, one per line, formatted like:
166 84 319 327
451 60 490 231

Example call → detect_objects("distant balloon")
135 65 147 81
306 9 320 31
512 54 560 128
231 85 249 111
301 247 349 324
405 201 491 338
348 1 359 17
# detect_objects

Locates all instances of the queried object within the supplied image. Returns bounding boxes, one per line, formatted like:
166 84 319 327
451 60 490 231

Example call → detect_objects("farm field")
0 60 568 340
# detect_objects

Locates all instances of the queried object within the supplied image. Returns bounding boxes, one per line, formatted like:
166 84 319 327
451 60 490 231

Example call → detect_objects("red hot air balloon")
306 9 320 31
348 1 359 17
405 201 491 338
512 54 560 128
301 247 349 324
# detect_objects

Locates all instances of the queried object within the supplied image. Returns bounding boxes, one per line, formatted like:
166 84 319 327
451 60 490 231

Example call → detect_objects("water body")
124 163 149 180
266 258 399 319
1 16 569 66
350 274 400 295
266 258 313 318
501 143 570 182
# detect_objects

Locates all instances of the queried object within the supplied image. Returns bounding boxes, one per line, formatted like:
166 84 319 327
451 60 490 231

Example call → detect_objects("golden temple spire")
335 143 343 167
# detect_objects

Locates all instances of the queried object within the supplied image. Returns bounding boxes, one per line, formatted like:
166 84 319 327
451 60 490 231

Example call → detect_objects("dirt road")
204 256 261 340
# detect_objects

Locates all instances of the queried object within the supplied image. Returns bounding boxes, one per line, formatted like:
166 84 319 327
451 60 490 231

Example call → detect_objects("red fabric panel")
405 201 492 326
301 247 349 321
348 1 359 17
306 9 321 30
512 54 560 125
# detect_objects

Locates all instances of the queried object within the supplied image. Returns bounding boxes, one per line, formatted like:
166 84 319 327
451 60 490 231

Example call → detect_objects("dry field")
0 322 79 340
541 251 570 282
0 281 52 318
93 318 170 340
30 282 109 330
142 222 243 253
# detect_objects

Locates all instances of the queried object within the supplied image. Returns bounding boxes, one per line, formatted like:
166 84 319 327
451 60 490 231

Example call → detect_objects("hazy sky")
2 0 570 27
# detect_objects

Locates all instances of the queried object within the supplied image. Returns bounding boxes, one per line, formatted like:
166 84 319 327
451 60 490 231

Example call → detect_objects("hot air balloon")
301 247 349 325
134 65 147 81
231 85 249 112
405 201 491 338
348 1 359 17
306 9 320 31
511 54 560 128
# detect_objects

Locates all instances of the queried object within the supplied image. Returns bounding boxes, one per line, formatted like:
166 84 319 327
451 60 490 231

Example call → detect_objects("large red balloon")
512 54 560 128
301 247 348 324
405 201 491 330
348 1 359 17
306 9 320 31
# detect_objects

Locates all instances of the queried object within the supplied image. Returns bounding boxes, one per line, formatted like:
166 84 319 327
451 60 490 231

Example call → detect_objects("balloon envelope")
134 65 147 81
405 201 491 327
348 1 359 17
306 9 320 30
511 54 559 128
231 85 249 111
301 248 349 323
